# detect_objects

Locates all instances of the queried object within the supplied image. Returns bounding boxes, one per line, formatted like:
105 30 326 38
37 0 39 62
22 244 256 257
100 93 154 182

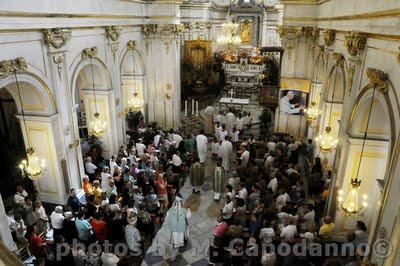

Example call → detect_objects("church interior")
0 0 400 265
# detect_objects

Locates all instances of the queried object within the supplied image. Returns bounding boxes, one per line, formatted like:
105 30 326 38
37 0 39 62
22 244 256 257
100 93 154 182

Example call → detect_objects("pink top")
213 222 228 237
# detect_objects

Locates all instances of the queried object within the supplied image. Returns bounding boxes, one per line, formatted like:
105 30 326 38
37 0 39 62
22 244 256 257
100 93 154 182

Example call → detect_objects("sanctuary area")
0 0 399 266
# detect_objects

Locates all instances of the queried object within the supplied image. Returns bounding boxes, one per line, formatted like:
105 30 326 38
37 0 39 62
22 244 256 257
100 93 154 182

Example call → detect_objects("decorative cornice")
323 29 335 46
81 47 98 59
332 52 345 67
127 40 137 51
366 68 388 93
141 24 184 37
105 26 123 41
0 57 27 78
43 28 71 49
277 26 304 40
344 32 367 56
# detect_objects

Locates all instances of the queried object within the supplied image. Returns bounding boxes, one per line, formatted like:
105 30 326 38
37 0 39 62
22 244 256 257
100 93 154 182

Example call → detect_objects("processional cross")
228 89 235 100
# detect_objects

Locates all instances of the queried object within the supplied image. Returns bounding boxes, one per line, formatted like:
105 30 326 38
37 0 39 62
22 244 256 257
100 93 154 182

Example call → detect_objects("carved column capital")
105 26 123 41
323 30 336 47
0 57 28 78
366 68 388 93
277 26 304 40
127 40 137 51
305 27 319 41
43 28 71 49
344 31 367 56
82 47 98 59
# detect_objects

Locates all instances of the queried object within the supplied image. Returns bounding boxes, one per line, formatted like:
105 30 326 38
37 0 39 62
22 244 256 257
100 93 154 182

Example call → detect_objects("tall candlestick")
196 101 199 117
191 99 194 115
184 100 188 116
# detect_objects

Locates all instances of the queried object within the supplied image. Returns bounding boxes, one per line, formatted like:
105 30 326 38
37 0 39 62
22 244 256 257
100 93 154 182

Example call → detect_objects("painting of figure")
240 19 253 45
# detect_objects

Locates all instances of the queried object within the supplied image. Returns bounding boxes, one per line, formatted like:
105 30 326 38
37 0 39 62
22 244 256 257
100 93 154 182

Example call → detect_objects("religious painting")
279 78 311 115
239 18 254 45
184 40 212 68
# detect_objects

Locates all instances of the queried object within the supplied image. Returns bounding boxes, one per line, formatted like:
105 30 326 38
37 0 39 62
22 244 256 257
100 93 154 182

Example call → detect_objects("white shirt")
173 134 183 147
267 178 278 193
219 130 228 141
211 142 220 154
109 160 117 176
267 142 276 152
260 227 275 243
280 224 297 241
135 143 146 156
240 150 250 167
222 201 234 219
276 193 290 211
101 172 111 191
242 115 253 126
154 135 161 147
14 190 28 205
236 117 243 130
172 154 182 166
215 125 222 141
232 130 240 142
50 212 65 229
238 188 248 201
85 162 97 174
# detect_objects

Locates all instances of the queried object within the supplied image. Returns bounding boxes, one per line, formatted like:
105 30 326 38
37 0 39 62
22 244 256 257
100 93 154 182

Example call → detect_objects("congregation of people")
5 108 370 266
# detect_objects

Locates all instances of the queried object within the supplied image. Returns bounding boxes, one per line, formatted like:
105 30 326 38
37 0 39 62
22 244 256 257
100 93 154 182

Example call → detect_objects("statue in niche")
240 20 253 45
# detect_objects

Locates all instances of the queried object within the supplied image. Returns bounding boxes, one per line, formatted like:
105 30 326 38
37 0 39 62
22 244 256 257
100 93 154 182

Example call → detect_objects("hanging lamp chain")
327 68 338 129
354 86 376 180
14 71 31 148
90 57 98 115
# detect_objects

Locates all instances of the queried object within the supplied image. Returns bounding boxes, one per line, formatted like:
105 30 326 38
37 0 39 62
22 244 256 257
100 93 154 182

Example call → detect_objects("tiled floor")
142 149 217 266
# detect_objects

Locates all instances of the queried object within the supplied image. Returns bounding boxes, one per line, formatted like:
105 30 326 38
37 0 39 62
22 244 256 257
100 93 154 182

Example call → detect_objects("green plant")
125 109 143 130
259 108 272 127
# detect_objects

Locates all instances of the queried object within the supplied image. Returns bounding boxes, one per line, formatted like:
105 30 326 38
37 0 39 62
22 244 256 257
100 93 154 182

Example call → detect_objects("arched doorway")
71 55 117 161
119 42 146 132
0 68 66 204
333 69 396 240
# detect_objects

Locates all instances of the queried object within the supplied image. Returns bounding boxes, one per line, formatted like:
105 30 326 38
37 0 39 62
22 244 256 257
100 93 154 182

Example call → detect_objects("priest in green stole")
189 157 205 194
212 160 226 201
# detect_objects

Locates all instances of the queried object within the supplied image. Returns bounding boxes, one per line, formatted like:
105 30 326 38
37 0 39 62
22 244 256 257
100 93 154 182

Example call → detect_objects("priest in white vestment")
279 91 305 114
225 109 236 136
218 137 233 172
196 130 208 163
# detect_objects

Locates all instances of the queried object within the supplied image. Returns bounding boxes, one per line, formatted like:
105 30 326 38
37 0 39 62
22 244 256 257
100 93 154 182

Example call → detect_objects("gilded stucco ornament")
366 68 388 94
0 57 27 78
82 47 98 59
127 40 137 51
43 28 71 49
305 27 319 41
105 26 123 41
323 30 336 47
347 63 356 94
332 52 345 67
141 24 184 37
277 26 304 40
344 32 366 56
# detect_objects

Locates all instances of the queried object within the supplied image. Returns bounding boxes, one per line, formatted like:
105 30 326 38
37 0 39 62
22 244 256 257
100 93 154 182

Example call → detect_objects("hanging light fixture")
315 68 339 153
304 101 320 124
337 87 376 216
89 58 107 137
216 21 241 53
126 48 141 111
14 71 46 180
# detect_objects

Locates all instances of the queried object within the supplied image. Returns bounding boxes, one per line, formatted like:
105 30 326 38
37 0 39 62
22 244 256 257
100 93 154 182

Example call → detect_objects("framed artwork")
184 40 212 68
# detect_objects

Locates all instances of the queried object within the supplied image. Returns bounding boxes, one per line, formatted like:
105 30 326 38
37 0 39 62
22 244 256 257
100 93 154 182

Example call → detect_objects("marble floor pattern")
142 149 219 266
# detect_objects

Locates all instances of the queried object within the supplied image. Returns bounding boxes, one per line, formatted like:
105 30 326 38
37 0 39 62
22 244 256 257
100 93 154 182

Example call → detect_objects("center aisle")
142 145 219 266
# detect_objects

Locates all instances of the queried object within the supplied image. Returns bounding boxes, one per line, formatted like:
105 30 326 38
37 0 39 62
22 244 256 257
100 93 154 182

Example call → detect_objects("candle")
192 99 194 115
184 100 188 116
196 101 199 117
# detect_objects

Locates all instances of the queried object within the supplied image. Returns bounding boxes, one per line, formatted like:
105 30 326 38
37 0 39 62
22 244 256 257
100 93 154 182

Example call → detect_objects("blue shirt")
75 219 92 241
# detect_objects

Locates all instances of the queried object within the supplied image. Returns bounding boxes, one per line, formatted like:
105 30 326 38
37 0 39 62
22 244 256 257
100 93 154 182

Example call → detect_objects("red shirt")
155 178 167 195
91 219 108 241
213 222 228 237
29 235 45 257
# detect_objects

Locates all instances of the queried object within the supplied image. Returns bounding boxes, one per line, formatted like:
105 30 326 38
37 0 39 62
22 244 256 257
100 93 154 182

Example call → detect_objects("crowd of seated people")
6 126 197 265
209 132 369 266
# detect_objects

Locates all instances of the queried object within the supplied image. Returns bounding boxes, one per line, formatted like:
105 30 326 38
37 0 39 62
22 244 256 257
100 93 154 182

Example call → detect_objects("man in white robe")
279 91 305 114
225 109 236 136
218 137 233 172
196 130 208 163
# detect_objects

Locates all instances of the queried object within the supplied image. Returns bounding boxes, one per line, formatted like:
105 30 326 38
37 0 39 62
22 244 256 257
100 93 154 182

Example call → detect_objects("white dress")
196 134 208 163
219 140 233 171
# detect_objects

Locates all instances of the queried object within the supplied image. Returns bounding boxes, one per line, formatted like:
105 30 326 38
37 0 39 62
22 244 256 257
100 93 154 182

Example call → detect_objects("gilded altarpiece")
184 40 212 67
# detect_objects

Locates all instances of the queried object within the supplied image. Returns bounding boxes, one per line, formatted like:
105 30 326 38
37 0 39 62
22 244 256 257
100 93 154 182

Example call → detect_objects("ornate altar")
229 0 264 47
185 40 212 68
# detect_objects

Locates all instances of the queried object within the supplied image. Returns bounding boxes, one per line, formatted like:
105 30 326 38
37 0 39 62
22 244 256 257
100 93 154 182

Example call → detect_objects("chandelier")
304 101 320 124
14 71 46 180
315 69 339 153
337 87 376 216
89 58 107 137
216 21 241 51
